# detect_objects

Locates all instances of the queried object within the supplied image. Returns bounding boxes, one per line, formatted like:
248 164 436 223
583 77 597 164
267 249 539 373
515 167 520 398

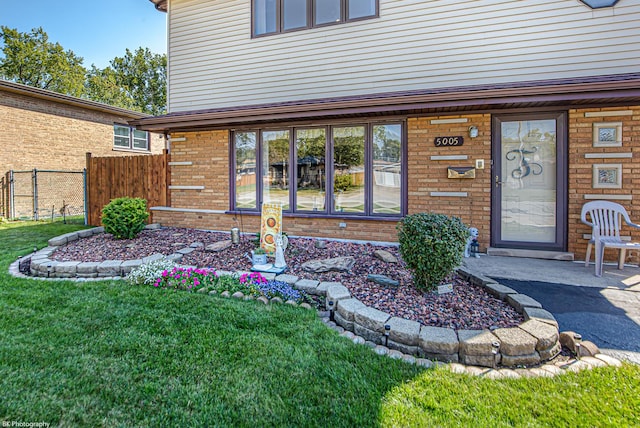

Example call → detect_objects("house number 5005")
434 136 464 147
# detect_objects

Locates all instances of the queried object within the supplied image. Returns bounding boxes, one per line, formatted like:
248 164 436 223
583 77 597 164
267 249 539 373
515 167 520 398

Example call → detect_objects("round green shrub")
397 212 469 291
101 197 149 240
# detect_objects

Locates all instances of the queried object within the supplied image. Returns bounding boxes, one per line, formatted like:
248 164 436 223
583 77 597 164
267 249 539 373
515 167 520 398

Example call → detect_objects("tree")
84 65 137 111
0 26 86 97
108 47 167 115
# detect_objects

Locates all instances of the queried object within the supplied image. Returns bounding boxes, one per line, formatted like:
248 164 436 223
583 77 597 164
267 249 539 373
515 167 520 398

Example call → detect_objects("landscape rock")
559 331 582 354
373 249 398 263
302 256 355 273
205 240 232 252
367 274 399 287
577 340 600 357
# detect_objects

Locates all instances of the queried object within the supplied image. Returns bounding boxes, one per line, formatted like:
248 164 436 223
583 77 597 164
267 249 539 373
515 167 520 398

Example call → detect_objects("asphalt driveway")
496 278 640 363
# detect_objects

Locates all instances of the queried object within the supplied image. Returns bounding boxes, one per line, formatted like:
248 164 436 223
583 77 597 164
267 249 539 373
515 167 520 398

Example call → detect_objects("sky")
1 0 167 69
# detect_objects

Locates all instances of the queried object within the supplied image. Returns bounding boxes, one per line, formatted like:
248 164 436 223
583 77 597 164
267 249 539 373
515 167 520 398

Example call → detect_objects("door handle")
495 175 504 187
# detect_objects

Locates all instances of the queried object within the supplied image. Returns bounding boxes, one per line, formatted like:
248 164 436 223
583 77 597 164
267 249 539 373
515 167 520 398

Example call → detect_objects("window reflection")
373 124 401 214
296 129 326 211
333 126 365 213
234 132 257 209
262 130 290 210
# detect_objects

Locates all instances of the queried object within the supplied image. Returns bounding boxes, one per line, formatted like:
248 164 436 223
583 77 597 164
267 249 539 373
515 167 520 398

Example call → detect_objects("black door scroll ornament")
505 146 543 179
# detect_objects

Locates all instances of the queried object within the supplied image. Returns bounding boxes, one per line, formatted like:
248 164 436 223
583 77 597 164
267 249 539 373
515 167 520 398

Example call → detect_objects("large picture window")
253 0 377 36
232 122 404 217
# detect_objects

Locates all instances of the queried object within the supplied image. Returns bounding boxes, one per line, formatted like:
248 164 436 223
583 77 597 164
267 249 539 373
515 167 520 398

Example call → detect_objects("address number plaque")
434 136 464 147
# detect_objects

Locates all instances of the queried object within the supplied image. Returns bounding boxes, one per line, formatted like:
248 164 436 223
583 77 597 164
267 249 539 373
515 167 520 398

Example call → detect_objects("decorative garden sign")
260 202 282 255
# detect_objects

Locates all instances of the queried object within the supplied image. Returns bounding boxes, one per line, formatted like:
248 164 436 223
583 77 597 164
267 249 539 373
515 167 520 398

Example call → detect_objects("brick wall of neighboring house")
152 108 639 262
0 89 165 175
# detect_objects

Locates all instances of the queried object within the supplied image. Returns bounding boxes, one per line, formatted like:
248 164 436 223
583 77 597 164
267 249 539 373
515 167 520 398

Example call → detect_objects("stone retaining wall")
25 226 561 368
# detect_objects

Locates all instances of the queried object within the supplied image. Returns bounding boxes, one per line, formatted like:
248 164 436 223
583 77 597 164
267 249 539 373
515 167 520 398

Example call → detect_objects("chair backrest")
581 201 630 239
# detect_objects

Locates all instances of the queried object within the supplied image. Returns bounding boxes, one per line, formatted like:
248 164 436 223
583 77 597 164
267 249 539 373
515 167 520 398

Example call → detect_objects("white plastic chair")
581 201 640 277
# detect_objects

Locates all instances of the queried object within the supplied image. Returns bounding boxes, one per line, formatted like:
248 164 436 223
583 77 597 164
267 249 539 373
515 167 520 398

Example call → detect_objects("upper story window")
253 0 378 37
580 0 619 8
114 124 149 151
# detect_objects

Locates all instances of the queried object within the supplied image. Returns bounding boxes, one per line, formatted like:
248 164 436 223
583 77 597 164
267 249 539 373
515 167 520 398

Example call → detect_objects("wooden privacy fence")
86 151 169 226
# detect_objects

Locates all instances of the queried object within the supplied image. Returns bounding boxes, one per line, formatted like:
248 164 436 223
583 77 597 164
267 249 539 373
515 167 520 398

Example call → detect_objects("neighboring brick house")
0 79 166 218
135 0 640 263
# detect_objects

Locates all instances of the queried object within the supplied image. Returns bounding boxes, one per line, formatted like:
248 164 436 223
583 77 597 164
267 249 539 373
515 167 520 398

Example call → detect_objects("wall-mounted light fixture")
468 126 479 138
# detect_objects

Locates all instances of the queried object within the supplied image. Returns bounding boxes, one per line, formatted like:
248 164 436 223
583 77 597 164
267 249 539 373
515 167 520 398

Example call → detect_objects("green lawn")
1 221 639 427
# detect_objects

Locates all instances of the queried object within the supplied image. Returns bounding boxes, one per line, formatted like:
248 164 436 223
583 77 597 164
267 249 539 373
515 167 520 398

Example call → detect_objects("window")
579 0 619 8
232 121 404 217
253 0 377 36
113 125 149 151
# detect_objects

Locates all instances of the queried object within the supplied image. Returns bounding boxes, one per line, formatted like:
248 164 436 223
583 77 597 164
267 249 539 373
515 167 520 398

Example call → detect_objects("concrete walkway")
463 255 640 364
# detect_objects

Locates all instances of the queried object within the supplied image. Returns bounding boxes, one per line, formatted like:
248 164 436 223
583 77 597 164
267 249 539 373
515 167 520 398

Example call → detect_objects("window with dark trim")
232 121 404 217
114 124 149 151
252 0 378 37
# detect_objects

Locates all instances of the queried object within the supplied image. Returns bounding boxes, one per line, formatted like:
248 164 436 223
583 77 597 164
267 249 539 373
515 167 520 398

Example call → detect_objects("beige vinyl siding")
167 0 640 112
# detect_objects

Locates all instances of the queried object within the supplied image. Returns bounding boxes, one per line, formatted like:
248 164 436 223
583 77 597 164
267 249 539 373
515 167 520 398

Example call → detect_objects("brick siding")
0 89 165 175
155 108 639 263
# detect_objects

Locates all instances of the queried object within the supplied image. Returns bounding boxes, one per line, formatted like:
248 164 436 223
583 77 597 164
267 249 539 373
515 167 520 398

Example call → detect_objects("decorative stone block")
461 354 498 368
76 262 100 274
48 236 69 246
492 327 537 356
78 229 94 238
387 316 421 346
92 227 105 234
144 223 161 230
354 324 383 344
142 253 165 264
315 281 341 296
165 253 183 262
177 247 195 255
538 341 562 361
54 261 80 274
559 331 582 354
97 260 122 276
294 279 320 293
523 307 558 327
518 319 559 351
577 340 600 357
501 352 541 367
419 351 459 363
275 274 299 285
482 282 518 300
121 259 143 274
506 294 543 312
334 312 354 331
419 326 459 355
326 284 351 309
354 306 391 333
458 329 499 355
594 353 622 367
336 298 366 322
386 339 419 356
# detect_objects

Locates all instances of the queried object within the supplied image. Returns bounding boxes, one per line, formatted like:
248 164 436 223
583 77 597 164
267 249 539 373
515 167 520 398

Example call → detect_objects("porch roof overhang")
131 73 640 133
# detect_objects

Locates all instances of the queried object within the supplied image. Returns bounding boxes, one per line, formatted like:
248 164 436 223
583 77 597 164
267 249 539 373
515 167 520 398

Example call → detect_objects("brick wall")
156 109 639 263
0 89 165 175
568 107 640 262
407 114 492 251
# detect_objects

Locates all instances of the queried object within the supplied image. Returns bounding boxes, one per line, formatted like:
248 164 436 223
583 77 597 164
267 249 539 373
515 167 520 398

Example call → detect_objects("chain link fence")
4 169 86 224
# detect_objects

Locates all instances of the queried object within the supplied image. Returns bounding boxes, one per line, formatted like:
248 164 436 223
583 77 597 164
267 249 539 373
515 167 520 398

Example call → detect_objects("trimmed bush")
101 197 149 240
397 213 468 291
